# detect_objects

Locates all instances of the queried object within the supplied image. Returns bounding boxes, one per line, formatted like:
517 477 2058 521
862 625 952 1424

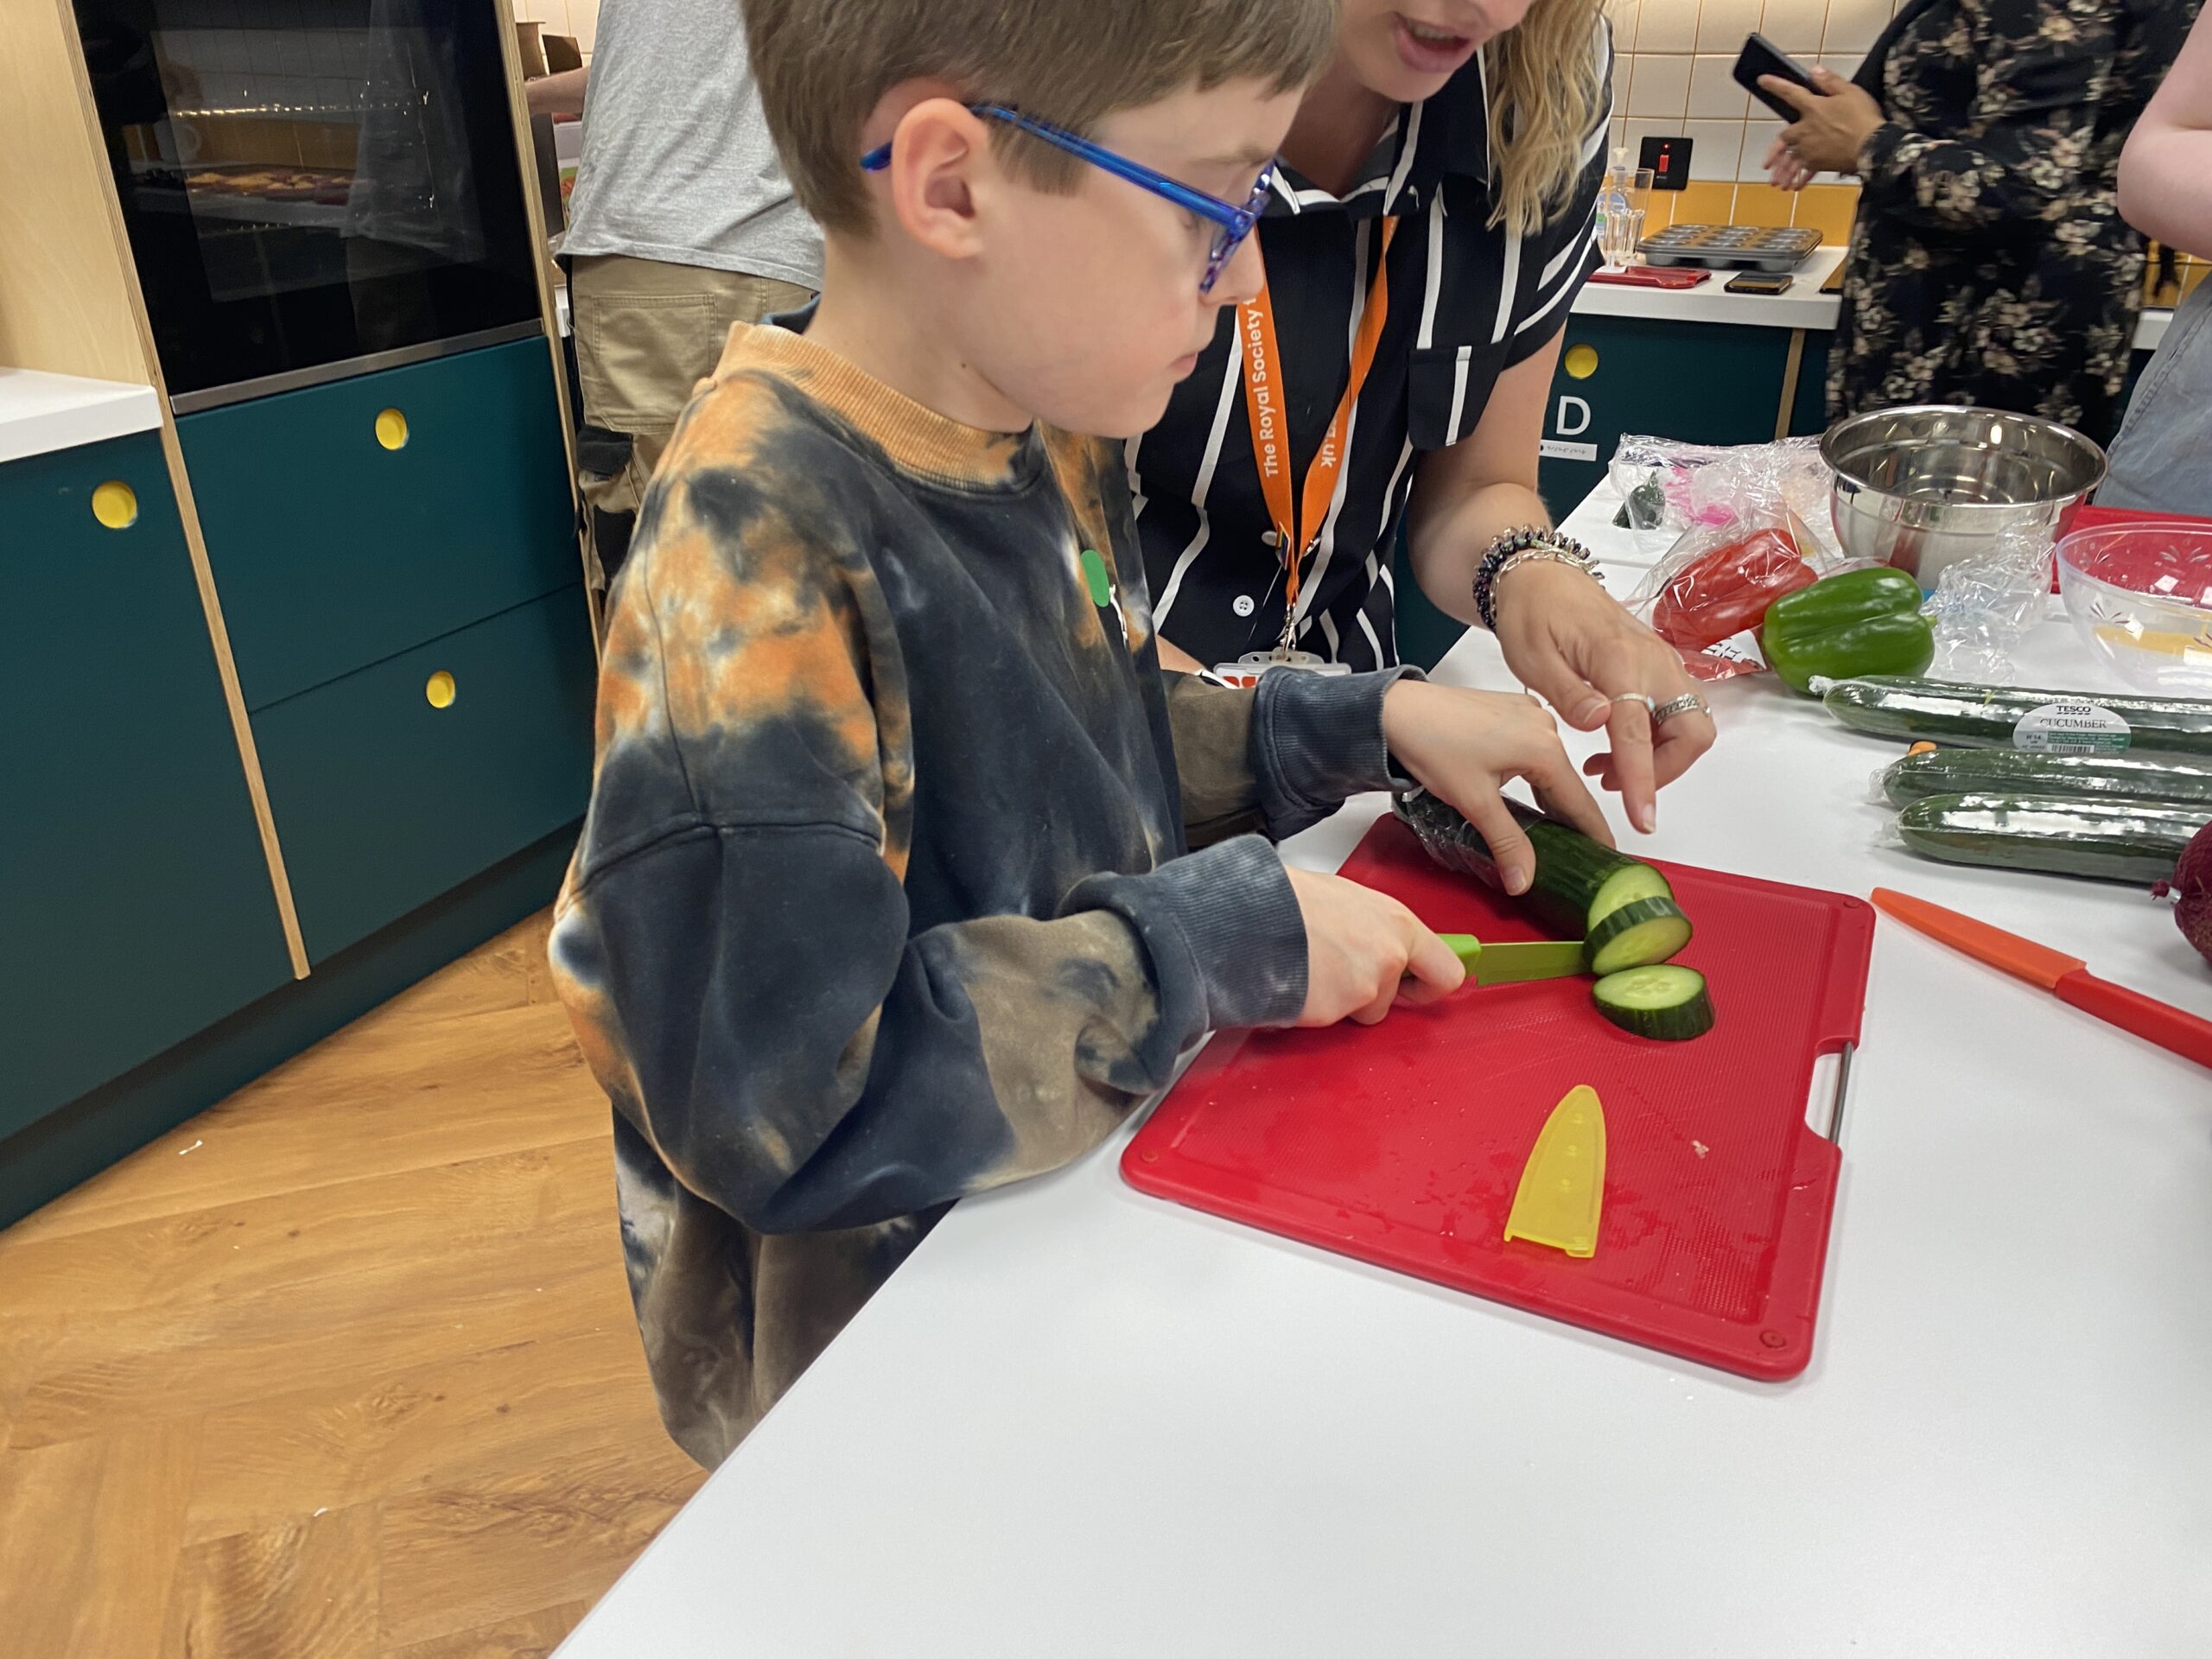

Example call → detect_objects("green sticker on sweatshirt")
1079 547 1112 608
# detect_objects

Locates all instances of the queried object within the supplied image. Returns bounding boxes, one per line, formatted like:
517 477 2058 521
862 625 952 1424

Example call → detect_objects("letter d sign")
1554 395 1592 438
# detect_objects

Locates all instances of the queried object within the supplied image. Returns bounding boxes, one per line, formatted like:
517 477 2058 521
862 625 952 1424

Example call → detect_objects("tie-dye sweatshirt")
550 322 1408 1465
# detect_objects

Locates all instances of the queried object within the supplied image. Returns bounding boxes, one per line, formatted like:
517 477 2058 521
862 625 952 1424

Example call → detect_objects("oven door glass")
74 0 542 407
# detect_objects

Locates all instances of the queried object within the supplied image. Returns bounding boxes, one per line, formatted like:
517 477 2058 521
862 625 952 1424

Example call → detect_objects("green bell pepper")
1759 567 1935 696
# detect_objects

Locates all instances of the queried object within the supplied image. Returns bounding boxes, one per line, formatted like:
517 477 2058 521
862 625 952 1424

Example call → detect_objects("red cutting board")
1122 815 1874 1380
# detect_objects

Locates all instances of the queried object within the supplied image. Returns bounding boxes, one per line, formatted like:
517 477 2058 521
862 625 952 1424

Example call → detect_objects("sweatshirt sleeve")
550 457 1307 1238
1857 0 2120 232
1165 666 1417 842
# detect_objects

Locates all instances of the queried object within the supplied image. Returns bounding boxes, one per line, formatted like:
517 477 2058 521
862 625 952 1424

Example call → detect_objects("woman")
2102 2 2212 513
1760 0 2196 445
1132 0 1713 833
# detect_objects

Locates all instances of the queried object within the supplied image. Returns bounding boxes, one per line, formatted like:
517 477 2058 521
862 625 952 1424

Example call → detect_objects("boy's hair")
746 0 1340 236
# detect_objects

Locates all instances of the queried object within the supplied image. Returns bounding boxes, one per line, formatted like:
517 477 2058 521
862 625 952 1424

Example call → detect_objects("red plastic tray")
1123 815 1875 1380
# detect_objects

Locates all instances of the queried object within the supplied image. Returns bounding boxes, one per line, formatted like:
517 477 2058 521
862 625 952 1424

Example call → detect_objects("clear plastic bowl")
2056 523 2212 694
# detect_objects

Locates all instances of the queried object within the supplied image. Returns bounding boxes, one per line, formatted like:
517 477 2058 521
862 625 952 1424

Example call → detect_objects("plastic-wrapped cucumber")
1821 676 2212 758
1394 790 1691 970
1880 747 2212 809
1895 792 2210 885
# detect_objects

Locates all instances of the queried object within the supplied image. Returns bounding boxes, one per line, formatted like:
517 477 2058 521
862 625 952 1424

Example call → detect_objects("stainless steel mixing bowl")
1821 405 2108 586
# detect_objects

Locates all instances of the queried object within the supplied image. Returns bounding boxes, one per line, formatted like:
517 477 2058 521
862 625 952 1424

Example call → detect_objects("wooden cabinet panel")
0 434 293 1136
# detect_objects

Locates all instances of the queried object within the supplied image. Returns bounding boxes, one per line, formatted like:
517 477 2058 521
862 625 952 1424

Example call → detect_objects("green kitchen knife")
1438 932 1587 987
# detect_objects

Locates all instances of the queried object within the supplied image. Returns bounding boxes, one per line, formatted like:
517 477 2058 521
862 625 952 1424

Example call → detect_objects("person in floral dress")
1760 0 2199 445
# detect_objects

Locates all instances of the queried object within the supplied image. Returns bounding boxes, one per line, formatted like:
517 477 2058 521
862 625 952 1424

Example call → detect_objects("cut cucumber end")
1584 896 1694 976
1586 861 1676 926
1593 964 1714 1040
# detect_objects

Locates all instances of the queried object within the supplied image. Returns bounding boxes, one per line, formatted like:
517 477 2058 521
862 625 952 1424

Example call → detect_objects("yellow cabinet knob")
1563 343 1600 381
425 670 456 709
375 407 410 451
91 480 139 530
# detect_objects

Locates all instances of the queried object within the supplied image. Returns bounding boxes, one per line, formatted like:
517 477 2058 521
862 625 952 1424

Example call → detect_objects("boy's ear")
881 97 994 260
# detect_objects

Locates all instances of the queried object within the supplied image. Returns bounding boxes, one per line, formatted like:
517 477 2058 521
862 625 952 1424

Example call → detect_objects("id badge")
1209 649 1354 687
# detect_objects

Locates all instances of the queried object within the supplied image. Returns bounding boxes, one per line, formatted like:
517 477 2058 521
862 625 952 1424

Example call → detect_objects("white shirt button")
1232 594 1256 618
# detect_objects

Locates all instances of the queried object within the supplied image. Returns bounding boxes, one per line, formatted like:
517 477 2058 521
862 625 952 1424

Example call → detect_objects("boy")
550 0 1612 1468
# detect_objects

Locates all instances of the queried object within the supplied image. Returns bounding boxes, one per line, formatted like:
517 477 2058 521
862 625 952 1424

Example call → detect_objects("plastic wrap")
1922 521 2058 685
1618 439 1853 682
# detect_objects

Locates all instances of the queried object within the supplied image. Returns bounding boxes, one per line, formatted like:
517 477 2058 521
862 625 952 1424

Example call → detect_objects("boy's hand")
1284 867 1465 1027
1382 678 1614 896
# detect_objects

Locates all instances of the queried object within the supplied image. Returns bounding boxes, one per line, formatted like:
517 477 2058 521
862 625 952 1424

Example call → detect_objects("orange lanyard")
1237 218 1399 620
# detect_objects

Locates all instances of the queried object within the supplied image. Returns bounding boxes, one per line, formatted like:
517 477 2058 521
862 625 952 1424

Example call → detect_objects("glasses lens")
1199 173 1272 294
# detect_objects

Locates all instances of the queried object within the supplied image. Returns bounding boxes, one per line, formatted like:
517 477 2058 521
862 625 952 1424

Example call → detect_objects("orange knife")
1870 888 2212 1071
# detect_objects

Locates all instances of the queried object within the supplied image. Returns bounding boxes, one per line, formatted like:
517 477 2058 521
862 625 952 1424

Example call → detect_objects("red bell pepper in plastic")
1649 527 1817 652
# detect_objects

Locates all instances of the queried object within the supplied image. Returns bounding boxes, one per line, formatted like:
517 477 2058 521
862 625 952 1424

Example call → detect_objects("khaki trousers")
569 252 815 582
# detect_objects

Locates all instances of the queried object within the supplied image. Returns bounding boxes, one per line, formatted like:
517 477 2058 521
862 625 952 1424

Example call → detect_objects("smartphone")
1733 32 1819 120
1726 270 1794 295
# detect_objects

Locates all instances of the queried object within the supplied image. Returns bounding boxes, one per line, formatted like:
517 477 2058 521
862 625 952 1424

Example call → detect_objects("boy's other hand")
1284 867 1465 1027
1381 679 1612 895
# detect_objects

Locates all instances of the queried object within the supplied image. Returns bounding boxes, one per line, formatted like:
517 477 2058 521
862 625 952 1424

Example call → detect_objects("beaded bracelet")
1471 526 1597 632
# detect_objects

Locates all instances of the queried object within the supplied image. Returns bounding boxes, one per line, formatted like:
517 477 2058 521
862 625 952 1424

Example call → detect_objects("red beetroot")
2171 820 2212 969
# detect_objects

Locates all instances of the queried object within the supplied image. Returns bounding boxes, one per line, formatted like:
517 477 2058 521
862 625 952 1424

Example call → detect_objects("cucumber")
1822 676 2212 758
1395 789 1680 943
1896 793 2210 885
1584 896 1695 975
1882 747 2212 810
1592 964 1714 1040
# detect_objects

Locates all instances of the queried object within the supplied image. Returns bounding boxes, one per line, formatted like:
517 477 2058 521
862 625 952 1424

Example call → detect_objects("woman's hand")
1284 867 1464 1027
1761 67 1885 188
1380 677 1614 893
1484 558 1717 834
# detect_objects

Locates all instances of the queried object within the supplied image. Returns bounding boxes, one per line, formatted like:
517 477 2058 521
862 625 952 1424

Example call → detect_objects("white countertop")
557 481 2212 1658
0 369 162 467
1569 243 2172 352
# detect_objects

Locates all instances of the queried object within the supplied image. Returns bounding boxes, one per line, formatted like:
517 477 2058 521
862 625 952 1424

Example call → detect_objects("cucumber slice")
1584 896 1694 976
1593 964 1714 1040
1587 861 1676 925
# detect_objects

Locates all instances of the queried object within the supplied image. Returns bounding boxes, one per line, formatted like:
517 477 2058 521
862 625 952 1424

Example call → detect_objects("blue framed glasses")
861 105 1273 295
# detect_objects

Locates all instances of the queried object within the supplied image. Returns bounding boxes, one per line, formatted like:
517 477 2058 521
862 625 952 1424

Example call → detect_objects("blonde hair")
747 0 1340 236
1484 0 1611 236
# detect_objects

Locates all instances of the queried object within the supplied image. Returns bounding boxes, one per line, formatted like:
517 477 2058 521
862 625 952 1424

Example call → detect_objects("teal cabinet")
0 434 294 1136
1790 331 1834 436
251 587 597 962
1537 315 1797 509
178 337 578 710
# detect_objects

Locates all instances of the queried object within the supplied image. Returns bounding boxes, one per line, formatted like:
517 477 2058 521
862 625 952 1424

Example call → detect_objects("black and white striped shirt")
1131 24 1614 673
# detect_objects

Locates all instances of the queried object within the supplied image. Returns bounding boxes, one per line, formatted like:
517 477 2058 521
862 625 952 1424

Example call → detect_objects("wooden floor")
0 913 706 1658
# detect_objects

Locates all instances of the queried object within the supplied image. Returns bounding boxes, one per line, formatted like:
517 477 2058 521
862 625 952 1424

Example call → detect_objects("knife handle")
2054 969 2212 1071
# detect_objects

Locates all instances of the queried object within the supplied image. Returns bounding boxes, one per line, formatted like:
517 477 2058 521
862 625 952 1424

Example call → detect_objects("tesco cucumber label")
2012 701 2132 755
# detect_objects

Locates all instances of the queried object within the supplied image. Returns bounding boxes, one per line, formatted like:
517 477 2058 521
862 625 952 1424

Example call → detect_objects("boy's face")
961 79 1301 438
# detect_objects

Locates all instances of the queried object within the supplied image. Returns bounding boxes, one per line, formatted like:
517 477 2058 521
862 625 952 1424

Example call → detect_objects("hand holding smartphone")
1732 33 1820 120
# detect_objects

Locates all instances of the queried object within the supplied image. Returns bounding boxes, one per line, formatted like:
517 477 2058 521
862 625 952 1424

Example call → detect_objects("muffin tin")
1637 224 1822 272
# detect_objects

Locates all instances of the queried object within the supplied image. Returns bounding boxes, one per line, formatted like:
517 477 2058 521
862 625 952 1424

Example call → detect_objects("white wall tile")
1817 52 1863 80
1605 0 1643 53
1740 119 1787 179
1688 54 1751 116
1636 0 1700 54
1823 0 1891 54
1696 0 1764 53
1684 120 1747 180
1626 53 1694 118
1757 0 1827 54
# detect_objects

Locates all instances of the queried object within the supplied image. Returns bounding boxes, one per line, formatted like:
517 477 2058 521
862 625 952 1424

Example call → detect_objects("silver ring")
1610 692 1656 715
1653 692 1708 725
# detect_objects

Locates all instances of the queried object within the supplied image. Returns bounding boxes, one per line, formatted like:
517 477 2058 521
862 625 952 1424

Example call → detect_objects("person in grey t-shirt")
2105 5 2212 518
545 0 824 585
